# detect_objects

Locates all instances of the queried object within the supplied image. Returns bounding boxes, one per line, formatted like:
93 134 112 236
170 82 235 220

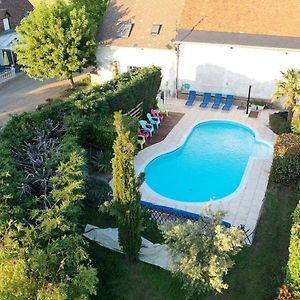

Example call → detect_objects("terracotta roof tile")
98 0 185 49
0 0 33 30
179 0 300 37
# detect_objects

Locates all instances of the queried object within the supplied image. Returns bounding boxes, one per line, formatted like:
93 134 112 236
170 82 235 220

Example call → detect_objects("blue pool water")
144 120 273 202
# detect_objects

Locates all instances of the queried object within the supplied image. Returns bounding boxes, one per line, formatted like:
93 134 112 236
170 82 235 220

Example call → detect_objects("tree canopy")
15 0 106 87
160 207 244 298
272 69 300 122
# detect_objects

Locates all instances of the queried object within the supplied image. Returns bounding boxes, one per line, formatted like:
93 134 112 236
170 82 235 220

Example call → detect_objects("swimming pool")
144 120 273 202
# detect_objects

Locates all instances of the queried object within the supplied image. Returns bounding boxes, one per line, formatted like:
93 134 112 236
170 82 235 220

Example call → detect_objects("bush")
0 102 99 299
276 285 297 300
287 200 300 296
269 114 291 134
85 177 112 207
160 208 244 297
271 133 300 184
68 66 162 116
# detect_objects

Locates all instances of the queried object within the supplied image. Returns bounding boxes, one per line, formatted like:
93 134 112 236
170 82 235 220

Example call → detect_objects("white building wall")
96 46 177 95
178 42 300 99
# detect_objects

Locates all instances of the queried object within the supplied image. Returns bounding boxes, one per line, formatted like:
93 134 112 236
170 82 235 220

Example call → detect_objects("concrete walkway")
0 72 87 124
136 98 277 243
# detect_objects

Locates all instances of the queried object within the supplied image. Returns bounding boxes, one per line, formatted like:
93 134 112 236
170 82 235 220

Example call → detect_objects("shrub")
271 133 300 184
91 150 113 173
160 207 244 298
68 66 162 116
269 114 291 134
276 285 297 300
86 177 112 207
0 101 99 299
287 201 300 296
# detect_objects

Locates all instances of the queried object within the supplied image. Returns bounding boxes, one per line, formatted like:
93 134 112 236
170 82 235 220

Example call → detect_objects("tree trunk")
287 107 293 121
68 73 75 89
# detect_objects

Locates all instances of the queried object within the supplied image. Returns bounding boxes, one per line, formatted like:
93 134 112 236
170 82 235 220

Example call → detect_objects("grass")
81 183 298 300
212 183 298 300
81 206 187 300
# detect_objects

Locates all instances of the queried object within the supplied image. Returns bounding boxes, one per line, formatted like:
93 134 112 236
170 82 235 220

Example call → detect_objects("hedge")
269 114 291 135
286 187 300 297
0 110 98 299
68 66 162 117
0 66 162 298
271 133 300 184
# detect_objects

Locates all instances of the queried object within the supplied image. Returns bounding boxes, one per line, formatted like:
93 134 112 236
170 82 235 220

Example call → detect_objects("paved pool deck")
135 98 277 242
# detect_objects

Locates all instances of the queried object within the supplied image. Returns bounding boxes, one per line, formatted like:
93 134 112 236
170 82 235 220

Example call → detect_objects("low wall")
0 67 16 84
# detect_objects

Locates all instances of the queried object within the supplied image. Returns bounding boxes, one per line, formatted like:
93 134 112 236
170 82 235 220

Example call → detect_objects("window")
116 23 134 38
151 24 162 35
3 17 10 31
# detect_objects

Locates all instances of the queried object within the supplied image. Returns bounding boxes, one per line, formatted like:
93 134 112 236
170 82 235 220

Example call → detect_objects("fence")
140 200 254 245
0 67 15 84
124 102 143 119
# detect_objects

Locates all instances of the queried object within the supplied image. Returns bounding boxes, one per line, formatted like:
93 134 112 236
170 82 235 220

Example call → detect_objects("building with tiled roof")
96 0 300 99
0 0 33 70
0 0 33 32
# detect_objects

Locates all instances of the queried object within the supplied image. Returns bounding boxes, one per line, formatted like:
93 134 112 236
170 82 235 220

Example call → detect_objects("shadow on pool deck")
144 112 184 148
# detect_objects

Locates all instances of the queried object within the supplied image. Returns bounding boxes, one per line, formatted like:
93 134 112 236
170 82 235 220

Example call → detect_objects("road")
0 72 87 124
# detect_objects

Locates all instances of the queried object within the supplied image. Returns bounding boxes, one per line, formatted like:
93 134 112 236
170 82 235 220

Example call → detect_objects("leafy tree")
272 69 300 121
110 112 142 262
70 0 108 33
160 207 244 298
15 0 98 87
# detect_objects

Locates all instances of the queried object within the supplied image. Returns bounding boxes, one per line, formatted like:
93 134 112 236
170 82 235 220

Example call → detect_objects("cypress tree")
112 112 142 262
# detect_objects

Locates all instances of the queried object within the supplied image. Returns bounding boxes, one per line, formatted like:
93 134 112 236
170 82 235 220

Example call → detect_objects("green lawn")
81 183 298 300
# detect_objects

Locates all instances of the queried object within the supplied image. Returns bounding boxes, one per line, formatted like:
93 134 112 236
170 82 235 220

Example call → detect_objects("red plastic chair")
138 128 150 140
151 109 164 122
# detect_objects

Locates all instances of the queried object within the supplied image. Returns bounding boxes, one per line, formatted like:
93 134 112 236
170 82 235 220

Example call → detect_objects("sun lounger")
211 93 222 109
222 95 234 111
199 92 211 108
185 90 197 106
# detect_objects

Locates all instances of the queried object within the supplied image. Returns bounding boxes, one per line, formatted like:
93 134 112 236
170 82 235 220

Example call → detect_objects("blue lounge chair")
222 95 234 111
147 113 160 129
185 90 197 106
199 92 211 108
212 93 222 109
139 120 154 136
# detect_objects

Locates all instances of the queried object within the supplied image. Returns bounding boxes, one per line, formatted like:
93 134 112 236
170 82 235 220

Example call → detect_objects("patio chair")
222 95 234 111
147 113 160 129
139 120 154 136
138 128 150 140
211 93 222 109
199 92 211 108
137 135 146 149
151 108 164 122
185 90 197 106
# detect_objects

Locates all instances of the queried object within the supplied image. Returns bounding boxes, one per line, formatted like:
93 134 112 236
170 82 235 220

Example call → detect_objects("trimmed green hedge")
0 66 162 298
0 109 98 299
286 188 300 297
269 114 291 135
271 134 300 184
68 66 162 117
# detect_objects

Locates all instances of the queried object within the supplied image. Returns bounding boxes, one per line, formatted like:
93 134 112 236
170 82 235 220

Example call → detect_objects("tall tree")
15 0 99 88
272 69 300 121
111 112 142 262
